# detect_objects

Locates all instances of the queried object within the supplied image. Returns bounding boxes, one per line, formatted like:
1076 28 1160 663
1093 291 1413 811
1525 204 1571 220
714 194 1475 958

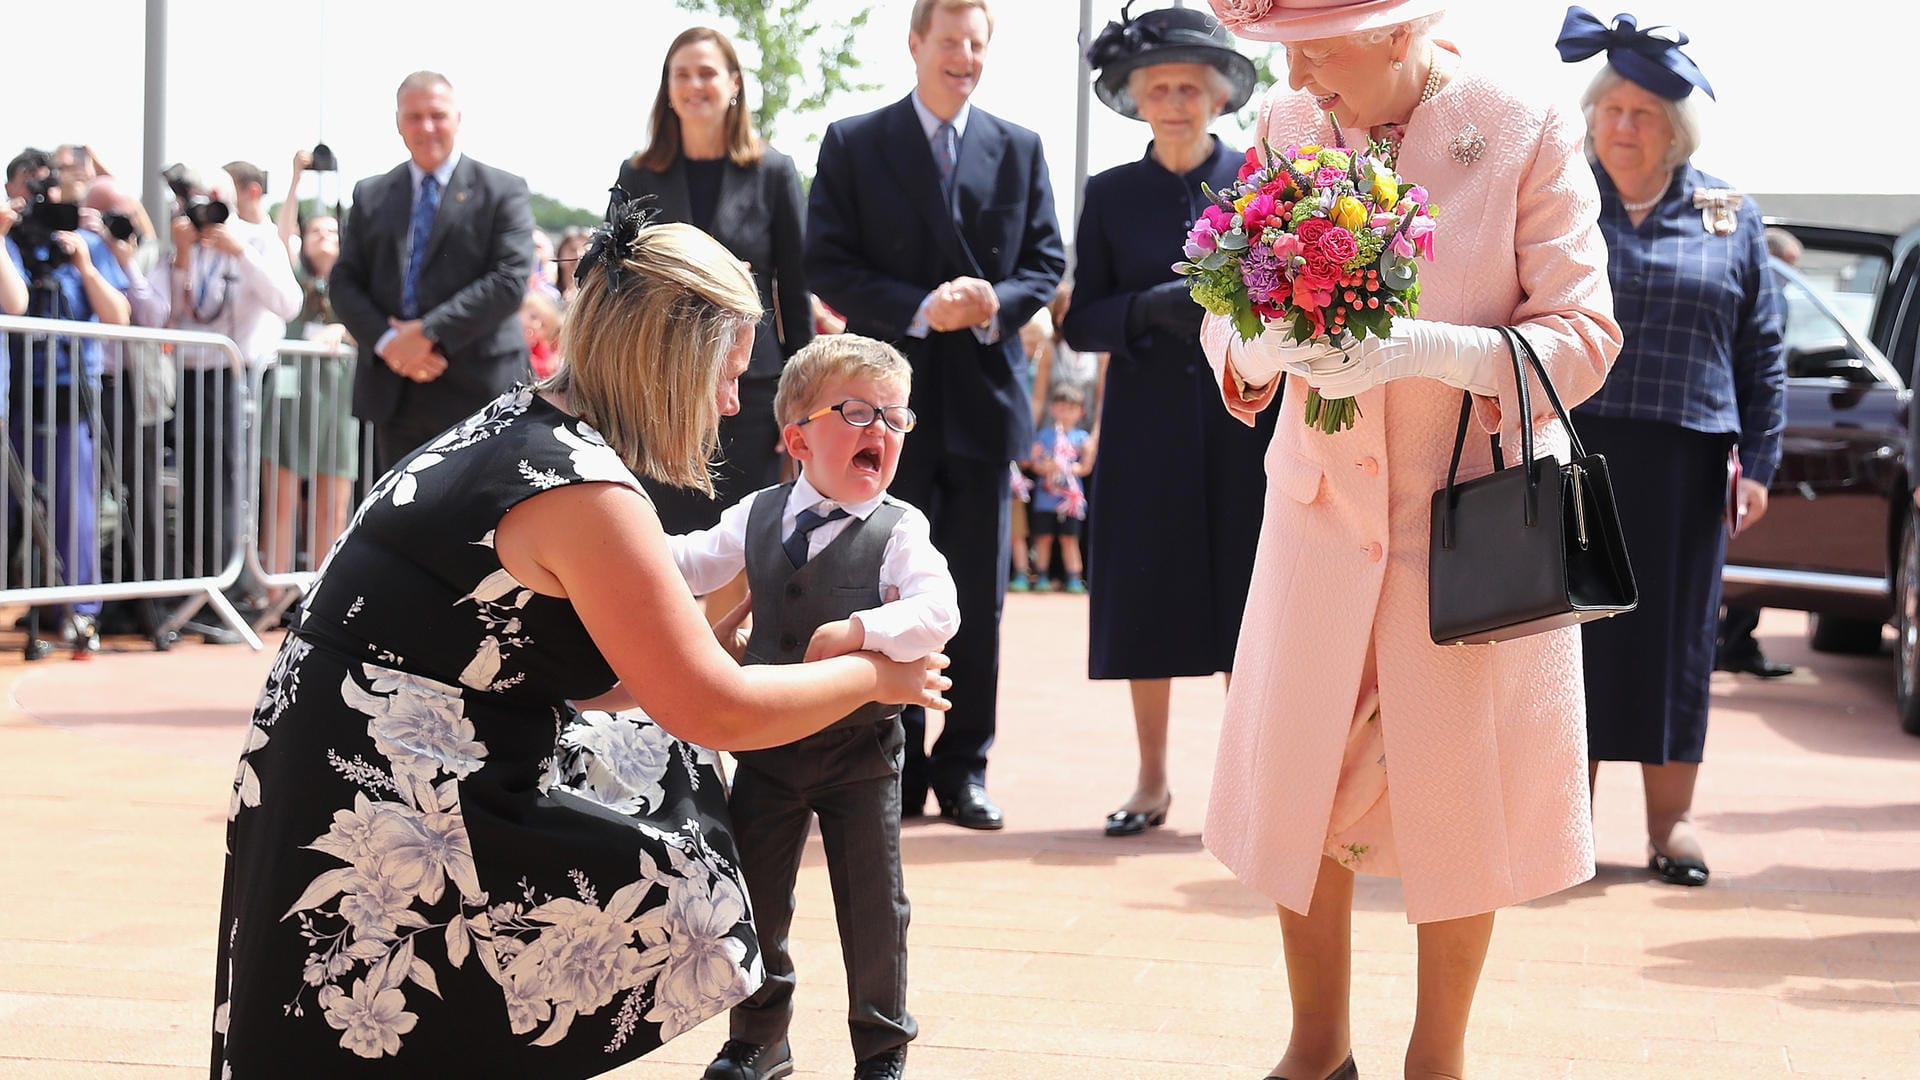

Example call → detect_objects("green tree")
674 0 879 144
528 192 600 233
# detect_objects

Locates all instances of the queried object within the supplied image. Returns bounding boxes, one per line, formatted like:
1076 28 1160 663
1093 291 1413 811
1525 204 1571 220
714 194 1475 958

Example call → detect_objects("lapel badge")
1448 123 1486 167
455 190 469 203
1692 188 1740 236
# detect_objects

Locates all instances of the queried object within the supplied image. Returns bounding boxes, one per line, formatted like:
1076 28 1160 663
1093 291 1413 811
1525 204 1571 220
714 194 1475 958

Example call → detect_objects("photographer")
85 175 173 638
3 148 131 644
148 163 299 636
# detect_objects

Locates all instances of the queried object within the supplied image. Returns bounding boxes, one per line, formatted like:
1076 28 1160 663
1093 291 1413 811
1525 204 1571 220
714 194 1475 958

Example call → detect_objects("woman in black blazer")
612 26 814 540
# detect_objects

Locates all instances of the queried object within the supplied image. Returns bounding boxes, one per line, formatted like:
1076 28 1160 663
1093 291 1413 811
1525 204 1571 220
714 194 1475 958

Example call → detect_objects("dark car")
1721 224 1920 732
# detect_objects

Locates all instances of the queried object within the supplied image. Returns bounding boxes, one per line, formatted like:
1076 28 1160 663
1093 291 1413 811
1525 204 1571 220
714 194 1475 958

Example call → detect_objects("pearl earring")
730 97 739 107
1392 59 1404 70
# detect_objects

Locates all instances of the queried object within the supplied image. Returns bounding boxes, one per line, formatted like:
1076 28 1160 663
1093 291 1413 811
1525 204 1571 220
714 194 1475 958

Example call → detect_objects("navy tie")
932 122 956 202
784 506 849 568
402 173 441 319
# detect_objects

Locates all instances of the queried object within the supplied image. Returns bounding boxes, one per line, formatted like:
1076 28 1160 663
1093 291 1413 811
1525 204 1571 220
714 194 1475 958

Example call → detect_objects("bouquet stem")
1303 390 1360 434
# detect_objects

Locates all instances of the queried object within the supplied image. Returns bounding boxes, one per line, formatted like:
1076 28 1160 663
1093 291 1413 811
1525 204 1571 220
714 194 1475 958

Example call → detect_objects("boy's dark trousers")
727 717 915 1060
727 483 917 1059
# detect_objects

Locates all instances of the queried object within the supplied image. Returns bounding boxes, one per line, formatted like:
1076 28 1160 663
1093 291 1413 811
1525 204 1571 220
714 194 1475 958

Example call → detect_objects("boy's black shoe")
853 1047 906 1080
703 1039 792 1080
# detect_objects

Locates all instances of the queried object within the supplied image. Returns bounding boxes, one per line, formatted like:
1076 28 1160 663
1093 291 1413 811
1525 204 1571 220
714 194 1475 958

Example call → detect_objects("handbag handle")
1439 326 1588 547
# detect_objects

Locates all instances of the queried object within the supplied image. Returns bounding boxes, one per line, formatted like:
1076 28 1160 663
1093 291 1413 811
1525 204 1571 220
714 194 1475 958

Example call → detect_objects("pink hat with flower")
1209 0 1448 43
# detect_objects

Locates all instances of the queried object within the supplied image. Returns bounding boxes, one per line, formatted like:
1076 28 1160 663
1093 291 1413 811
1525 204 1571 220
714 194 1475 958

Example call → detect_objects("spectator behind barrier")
84 174 175 640
148 161 300 620
2 149 131 643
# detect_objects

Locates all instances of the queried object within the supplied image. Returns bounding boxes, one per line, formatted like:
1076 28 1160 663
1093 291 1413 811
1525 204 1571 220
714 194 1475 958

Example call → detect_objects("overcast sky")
13 1 1901 240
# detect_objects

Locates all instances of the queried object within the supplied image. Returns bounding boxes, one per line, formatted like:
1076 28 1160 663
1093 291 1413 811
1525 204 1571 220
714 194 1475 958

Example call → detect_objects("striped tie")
932 122 956 202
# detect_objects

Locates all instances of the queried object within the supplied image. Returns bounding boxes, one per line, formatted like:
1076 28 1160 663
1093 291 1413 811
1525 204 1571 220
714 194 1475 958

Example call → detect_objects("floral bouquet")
1176 138 1437 433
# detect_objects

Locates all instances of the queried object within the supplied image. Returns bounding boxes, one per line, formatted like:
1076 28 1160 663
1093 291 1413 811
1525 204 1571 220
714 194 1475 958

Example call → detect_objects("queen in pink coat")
1200 3 1622 1078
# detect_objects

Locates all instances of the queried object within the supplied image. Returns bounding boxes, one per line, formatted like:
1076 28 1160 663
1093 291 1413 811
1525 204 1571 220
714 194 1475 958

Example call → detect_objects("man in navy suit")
331 71 534 476
806 0 1065 832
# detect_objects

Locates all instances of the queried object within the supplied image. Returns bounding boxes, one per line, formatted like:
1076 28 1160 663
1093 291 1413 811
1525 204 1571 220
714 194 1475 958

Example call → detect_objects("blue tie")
784 506 849 569
402 173 441 319
932 122 956 203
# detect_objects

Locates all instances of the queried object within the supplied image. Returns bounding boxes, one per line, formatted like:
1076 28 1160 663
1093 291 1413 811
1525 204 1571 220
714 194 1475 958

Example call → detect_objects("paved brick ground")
1 601 1915 1079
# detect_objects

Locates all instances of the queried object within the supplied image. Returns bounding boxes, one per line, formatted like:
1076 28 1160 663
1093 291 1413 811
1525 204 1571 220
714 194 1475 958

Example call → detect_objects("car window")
1774 263 1902 386
1790 247 1889 337
1780 278 1851 357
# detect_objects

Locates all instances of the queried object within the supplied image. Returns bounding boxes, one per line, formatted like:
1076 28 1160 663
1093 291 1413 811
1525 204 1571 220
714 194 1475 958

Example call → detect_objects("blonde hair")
773 335 913 427
910 0 993 38
538 222 761 491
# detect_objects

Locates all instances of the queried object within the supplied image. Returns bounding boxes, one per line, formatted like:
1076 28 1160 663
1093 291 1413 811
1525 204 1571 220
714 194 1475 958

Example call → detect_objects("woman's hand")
1303 321 1505 400
712 591 753 662
1228 320 1338 389
1735 477 1770 531
877 651 953 712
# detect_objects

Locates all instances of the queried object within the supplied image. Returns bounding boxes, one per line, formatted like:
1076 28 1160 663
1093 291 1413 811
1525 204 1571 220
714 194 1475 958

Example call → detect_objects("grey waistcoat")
743 483 908 731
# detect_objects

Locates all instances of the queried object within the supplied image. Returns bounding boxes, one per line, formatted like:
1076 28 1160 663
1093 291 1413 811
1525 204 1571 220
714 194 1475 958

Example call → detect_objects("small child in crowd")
667 334 959 1080
519 290 562 379
1025 384 1093 594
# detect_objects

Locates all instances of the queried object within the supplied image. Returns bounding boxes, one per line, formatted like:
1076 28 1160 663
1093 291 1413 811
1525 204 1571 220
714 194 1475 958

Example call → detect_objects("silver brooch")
1449 123 1486 166
1692 187 1742 236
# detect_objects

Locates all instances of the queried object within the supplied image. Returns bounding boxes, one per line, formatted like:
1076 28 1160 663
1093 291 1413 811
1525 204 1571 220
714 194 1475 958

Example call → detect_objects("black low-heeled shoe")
1649 850 1710 887
1103 793 1171 837
1264 1053 1357 1080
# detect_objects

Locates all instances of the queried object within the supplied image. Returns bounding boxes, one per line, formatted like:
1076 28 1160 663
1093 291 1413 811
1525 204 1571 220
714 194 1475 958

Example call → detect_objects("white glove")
1225 320 1342 389
1302 320 1505 400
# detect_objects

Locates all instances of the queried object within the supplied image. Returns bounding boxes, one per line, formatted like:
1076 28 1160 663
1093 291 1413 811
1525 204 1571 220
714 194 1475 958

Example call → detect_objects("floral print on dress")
215 389 757 1074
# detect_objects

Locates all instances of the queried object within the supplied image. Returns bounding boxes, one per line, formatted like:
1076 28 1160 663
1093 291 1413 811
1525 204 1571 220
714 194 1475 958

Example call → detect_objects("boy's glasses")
798 398 917 434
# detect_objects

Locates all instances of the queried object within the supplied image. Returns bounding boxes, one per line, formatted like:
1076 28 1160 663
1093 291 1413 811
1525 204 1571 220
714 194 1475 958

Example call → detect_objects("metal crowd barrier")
0 314 262 653
246 340 373 630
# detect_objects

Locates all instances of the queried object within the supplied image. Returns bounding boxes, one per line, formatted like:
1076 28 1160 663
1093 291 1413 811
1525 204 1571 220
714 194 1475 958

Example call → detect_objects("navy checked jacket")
1575 162 1787 486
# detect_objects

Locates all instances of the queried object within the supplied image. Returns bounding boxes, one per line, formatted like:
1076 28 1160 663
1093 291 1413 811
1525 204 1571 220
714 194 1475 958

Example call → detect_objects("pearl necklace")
1358 51 1443 168
1621 175 1671 213
1418 46 1444 107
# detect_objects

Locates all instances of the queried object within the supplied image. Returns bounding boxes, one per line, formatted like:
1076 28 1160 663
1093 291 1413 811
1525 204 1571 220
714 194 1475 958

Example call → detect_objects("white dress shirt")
904 92 999 346
667 472 961 661
151 215 302 368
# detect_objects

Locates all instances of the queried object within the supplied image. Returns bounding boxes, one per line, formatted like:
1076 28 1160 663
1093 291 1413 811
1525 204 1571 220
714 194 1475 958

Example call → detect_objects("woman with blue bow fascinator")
1558 6 1787 889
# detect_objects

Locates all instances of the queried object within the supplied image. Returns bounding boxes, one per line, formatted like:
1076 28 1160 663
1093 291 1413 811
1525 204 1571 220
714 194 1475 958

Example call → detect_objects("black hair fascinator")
1086 1 1163 69
579 187 659 295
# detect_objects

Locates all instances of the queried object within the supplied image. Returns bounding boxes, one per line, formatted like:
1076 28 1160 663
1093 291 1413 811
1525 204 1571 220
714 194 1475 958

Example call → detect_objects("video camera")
160 163 230 231
7 171 80 275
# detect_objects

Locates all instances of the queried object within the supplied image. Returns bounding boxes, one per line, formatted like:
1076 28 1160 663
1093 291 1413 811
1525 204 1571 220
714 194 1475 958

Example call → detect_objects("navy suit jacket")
806 95 1065 461
615 148 813 380
330 155 534 430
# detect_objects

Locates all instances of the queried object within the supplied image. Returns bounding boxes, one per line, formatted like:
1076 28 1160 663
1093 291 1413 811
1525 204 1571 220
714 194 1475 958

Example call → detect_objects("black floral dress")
212 388 759 1078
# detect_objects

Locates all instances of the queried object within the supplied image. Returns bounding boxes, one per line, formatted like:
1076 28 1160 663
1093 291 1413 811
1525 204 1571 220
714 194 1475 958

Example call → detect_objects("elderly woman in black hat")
1557 6 1785 888
1062 2 1275 839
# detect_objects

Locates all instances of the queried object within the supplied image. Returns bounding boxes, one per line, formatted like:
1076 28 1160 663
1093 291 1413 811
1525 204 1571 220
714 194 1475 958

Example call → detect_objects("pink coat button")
1358 457 1380 476
1365 542 1383 562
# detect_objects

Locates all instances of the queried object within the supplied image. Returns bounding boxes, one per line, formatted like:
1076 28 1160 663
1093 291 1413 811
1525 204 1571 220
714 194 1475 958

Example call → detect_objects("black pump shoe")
1649 850 1710 887
1264 1053 1358 1080
1103 793 1171 837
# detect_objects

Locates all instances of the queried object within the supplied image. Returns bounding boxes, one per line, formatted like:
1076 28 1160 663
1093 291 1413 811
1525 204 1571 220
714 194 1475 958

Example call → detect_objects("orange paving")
1 601 1915 1079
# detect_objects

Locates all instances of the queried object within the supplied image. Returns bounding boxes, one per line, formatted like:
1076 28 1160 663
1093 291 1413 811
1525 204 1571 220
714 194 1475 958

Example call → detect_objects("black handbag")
1428 326 1637 645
